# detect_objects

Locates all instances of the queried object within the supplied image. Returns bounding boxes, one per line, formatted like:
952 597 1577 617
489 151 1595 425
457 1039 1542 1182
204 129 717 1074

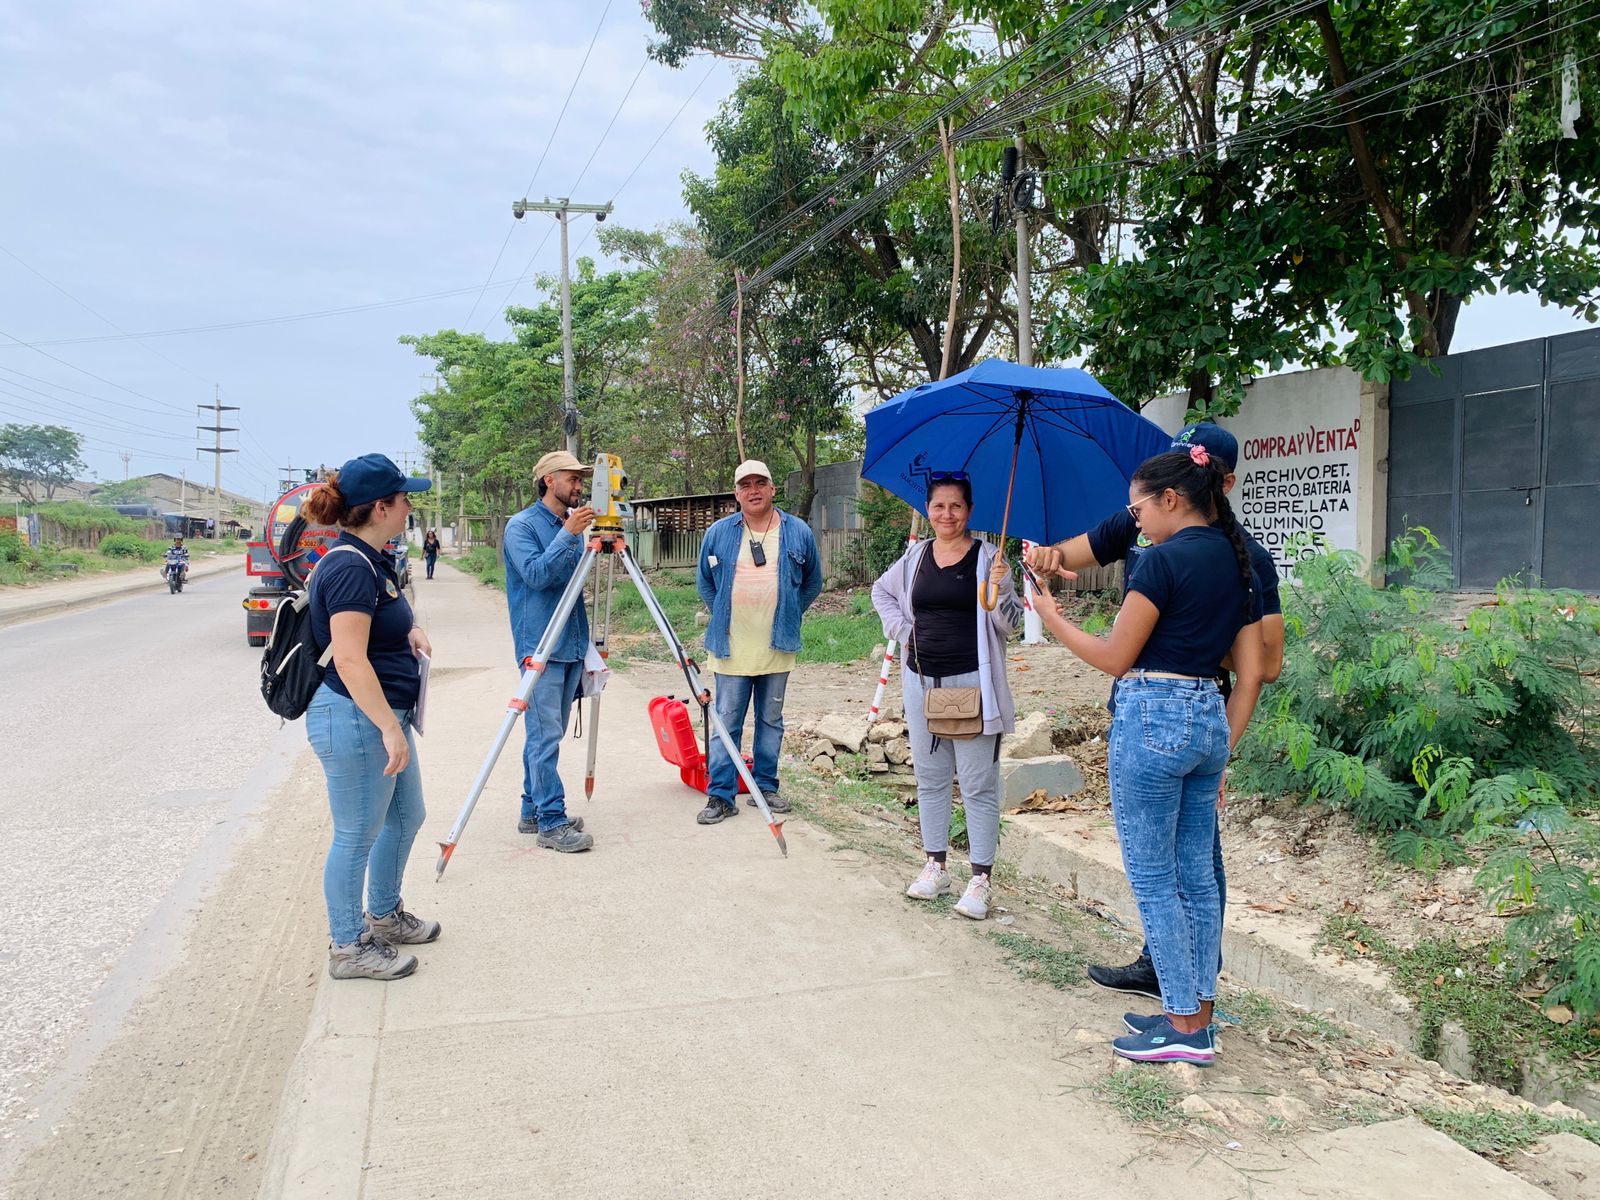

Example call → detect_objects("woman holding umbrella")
1030 445 1264 1066
871 472 1022 921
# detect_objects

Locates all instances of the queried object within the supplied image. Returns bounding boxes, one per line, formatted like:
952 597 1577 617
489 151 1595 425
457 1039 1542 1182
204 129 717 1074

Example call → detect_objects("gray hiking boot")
519 815 584 835
328 932 418 981
536 822 594 852
366 901 441 945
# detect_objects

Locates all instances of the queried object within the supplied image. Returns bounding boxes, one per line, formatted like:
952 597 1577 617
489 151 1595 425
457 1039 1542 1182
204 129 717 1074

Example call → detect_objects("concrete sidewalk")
256 562 1547 1200
0 553 240 628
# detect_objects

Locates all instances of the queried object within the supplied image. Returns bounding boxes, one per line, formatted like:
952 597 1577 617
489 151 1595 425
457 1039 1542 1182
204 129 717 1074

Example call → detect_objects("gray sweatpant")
901 667 1001 866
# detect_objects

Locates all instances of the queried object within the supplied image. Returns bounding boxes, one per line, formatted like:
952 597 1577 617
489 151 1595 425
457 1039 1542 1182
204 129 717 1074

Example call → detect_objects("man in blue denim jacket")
502 450 596 853
694 459 822 825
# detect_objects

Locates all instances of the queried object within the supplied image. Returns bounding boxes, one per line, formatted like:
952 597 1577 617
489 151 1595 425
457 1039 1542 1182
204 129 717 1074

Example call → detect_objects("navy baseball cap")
336 453 432 507
1172 423 1239 472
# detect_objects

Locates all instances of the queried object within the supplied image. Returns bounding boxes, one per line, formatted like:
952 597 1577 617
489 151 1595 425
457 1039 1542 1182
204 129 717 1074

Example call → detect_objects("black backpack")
260 545 377 721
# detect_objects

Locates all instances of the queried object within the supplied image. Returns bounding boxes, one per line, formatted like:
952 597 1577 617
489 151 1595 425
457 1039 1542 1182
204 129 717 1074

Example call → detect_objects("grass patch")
1091 1071 1186 1129
802 591 881 663
1415 1105 1600 1161
1319 915 1600 1090
991 930 1087 990
457 545 505 589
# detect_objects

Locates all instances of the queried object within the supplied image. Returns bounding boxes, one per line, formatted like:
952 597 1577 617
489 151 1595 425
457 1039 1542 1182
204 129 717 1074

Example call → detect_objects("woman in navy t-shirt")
302 453 439 983
1031 445 1265 1066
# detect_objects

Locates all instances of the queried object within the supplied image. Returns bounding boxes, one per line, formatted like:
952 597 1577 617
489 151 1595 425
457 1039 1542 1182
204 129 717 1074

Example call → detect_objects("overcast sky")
0 2 1587 500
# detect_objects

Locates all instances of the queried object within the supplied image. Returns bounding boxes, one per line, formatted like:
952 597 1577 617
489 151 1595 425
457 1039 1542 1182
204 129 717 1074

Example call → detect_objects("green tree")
1047 0 1600 410
0 423 86 503
94 477 152 505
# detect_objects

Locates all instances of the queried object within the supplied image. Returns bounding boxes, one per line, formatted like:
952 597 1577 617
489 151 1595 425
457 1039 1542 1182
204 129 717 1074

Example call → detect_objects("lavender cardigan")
870 538 1021 736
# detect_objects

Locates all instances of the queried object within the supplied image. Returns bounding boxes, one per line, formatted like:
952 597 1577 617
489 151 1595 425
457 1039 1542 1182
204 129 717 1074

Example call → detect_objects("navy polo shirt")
1087 508 1282 616
1125 526 1265 677
310 532 419 710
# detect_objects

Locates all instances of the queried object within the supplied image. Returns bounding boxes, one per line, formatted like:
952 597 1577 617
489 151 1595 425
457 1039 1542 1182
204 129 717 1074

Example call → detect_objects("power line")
462 0 618 329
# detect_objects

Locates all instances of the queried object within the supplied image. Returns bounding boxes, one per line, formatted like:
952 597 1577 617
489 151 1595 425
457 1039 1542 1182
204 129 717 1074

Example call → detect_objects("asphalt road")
0 565 302 1169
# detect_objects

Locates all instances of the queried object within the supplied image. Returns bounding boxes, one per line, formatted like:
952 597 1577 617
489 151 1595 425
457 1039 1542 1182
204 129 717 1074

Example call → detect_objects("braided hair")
1132 447 1254 618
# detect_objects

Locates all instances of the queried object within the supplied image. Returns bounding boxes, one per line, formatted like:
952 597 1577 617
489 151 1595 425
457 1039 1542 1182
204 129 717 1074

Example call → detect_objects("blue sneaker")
1123 1011 1225 1037
1112 1018 1215 1066
1122 1011 1166 1035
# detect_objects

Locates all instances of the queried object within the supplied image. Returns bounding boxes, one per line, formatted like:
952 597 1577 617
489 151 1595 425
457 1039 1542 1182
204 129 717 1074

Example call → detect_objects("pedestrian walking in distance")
1031 446 1266 1066
693 459 821 825
502 450 596 852
871 472 1020 920
302 454 441 981
423 529 440 580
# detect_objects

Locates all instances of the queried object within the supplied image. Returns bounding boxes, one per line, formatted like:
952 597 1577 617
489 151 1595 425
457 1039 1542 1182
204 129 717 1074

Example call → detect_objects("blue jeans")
1108 676 1230 1016
520 659 582 830
1139 826 1225 969
706 671 788 803
306 685 425 945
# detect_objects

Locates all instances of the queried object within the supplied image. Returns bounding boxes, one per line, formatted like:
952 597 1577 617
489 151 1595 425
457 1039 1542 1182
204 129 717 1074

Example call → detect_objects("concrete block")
815 712 871 754
999 755 1085 810
1002 711 1053 759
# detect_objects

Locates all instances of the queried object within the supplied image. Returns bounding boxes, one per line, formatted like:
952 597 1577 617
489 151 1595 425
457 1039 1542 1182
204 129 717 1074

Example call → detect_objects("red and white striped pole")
868 526 921 721
1021 538 1045 644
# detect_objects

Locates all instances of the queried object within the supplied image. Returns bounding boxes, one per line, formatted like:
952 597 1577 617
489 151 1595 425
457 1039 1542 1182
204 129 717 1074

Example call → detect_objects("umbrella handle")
980 434 1024 612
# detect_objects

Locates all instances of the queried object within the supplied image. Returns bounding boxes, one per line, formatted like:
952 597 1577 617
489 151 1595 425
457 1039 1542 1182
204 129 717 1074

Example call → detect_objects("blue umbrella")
863 358 1174 551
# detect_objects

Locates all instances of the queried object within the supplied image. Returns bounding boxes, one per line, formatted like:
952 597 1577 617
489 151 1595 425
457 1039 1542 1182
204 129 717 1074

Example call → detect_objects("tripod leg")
584 551 617 799
618 547 788 857
437 547 599 879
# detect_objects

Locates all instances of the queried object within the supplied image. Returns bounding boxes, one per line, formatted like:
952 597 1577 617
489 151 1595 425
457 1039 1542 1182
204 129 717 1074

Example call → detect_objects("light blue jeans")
520 659 583 831
707 672 788 803
306 685 425 945
1108 675 1230 1016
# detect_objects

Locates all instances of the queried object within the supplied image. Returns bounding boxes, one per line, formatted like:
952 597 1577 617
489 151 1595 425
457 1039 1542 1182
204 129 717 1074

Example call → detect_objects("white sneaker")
954 874 991 920
906 858 953 900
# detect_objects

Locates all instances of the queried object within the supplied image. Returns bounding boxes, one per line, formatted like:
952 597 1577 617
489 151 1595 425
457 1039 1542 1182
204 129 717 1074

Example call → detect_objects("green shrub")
29 501 144 535
97 533 164 560
458 545 505 589
1235 530 1600 1018
0 528 23 563
857 482 913 578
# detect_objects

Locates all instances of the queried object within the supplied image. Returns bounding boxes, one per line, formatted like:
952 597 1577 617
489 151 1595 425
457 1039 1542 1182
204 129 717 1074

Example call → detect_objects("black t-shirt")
1087 508 1282 615
1125 526 1264 677
908 541 980 677
310 533 420 710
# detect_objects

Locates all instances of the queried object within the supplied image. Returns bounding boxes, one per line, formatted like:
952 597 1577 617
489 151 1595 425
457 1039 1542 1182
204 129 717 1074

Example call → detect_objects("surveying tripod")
436 456 788 879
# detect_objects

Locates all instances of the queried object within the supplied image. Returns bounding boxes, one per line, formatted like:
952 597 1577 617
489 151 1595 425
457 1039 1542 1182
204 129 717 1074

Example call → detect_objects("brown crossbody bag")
908 548 983 740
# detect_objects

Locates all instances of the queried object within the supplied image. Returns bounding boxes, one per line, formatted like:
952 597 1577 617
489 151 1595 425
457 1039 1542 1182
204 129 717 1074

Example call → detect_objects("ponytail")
1132 447 1253 617
300 472 384 530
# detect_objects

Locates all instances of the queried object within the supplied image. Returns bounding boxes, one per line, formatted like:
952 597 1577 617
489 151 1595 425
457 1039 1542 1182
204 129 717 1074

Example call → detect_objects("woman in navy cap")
301 453 438 981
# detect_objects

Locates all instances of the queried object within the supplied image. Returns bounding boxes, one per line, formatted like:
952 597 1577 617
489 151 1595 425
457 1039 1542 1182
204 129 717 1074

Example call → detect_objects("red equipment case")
648 695 750 795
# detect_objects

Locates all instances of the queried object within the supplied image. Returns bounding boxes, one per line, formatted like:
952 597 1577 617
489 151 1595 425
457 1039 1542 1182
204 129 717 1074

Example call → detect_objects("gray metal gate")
1387 329 1600 591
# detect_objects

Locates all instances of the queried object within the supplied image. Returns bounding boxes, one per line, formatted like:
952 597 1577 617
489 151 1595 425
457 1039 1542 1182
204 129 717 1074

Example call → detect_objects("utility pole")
180 469 187 523
278 462 296 497
197 385 238 541
511 196 614 456
119 451 131 479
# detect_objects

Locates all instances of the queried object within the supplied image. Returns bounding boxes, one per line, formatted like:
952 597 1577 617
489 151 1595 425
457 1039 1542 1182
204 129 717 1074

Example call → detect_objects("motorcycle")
163 550 188 594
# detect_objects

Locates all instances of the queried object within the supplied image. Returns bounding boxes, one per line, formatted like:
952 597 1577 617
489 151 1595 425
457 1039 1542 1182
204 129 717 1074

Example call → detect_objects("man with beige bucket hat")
502 450 597 852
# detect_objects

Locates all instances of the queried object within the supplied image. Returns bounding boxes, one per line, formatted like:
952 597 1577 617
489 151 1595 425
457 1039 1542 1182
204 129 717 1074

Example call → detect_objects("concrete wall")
785 459 863 532
1140 366 1389 577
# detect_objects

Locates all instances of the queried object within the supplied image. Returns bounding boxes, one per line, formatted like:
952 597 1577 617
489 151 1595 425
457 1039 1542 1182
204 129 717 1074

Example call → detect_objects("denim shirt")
696 509 822 660
503 501 590 663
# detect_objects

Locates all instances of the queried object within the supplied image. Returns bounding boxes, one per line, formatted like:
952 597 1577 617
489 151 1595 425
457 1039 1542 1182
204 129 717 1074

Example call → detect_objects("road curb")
255 972 384 1200
0 556 240 629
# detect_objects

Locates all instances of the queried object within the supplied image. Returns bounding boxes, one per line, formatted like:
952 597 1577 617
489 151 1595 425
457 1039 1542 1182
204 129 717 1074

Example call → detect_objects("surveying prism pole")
868 518 922 720
1020 539 1045 644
